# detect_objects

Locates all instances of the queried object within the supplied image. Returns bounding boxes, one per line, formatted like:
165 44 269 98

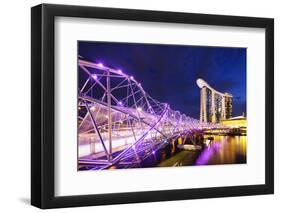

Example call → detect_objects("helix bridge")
78 57 225 170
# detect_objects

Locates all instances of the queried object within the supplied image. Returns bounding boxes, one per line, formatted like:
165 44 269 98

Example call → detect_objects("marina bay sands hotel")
197 79 233 123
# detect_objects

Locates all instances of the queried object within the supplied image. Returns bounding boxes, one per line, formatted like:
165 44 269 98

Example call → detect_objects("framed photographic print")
31 4 274 209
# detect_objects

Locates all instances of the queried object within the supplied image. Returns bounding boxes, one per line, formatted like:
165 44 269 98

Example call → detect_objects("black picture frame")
31 3 274 209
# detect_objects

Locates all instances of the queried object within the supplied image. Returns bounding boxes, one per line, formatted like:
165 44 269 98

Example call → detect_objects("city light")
78 58 245 171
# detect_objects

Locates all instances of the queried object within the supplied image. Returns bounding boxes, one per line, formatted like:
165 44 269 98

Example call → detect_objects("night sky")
78 41 246 119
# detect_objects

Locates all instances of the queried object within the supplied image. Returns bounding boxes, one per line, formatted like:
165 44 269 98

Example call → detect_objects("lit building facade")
197 78 233 123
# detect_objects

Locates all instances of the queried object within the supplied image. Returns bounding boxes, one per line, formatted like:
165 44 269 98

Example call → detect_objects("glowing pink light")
195 142 221 165
92 74 98 80
117 69 122 74
130 76 134 80
118 101 123 106
98 63 103 68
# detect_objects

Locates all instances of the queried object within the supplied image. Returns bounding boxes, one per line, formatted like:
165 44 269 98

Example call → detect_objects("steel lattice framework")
78 58 224 170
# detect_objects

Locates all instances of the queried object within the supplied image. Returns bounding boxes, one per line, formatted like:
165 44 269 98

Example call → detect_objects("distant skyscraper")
197 79 232 123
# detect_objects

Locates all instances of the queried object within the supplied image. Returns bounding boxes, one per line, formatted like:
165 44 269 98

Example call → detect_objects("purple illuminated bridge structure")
78 58 225 170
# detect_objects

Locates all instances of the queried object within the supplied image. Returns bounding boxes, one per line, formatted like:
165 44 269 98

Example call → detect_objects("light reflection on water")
195 135 247 165
158 135 247 167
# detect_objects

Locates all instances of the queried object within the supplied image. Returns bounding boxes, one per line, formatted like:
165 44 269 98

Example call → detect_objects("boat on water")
177 144 202 151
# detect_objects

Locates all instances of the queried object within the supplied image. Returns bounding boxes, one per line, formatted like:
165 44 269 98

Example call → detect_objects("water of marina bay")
140 135 247 168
